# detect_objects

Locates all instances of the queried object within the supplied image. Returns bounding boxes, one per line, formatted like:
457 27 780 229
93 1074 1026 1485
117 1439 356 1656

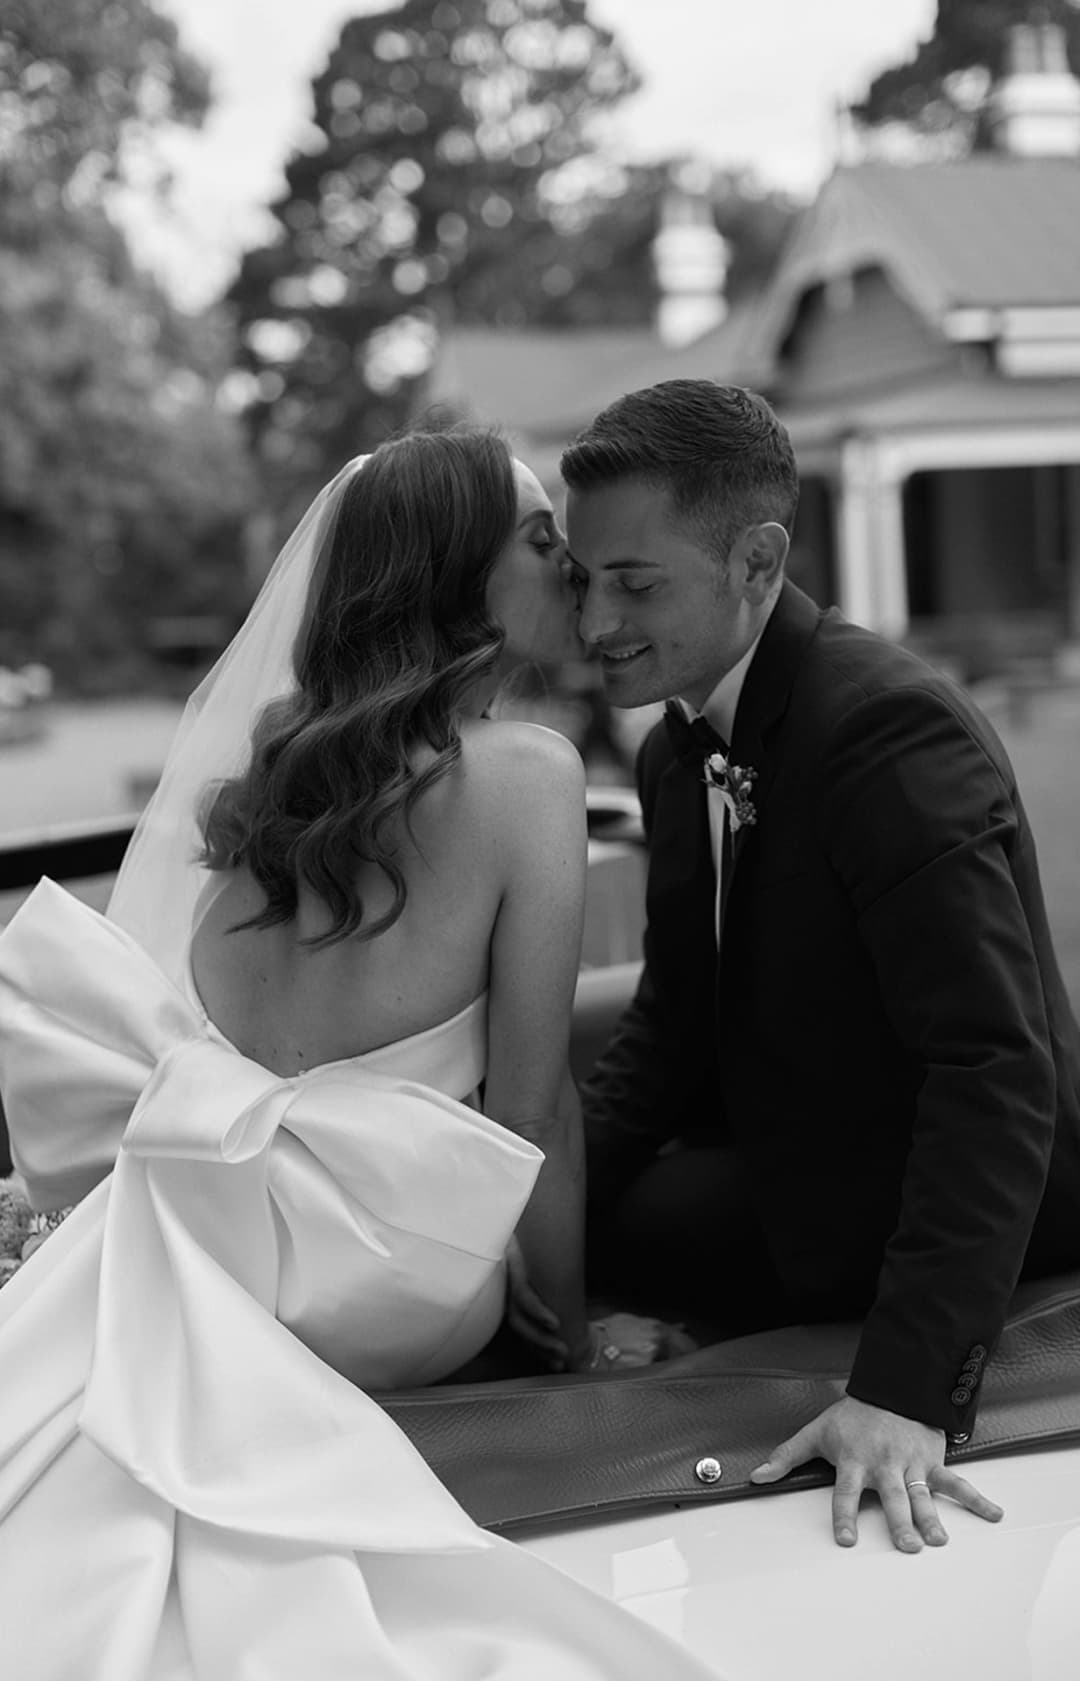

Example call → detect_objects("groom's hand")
750 1396 1004 1551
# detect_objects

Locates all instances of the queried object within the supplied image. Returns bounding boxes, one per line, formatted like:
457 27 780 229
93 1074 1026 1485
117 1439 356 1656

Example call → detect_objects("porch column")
835 441 875 627
1064 463 1080 643
835 440 909 636
868 473 909 639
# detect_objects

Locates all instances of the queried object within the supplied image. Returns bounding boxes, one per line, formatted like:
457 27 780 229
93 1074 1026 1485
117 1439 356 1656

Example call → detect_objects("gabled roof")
740 157 1080 387
782 366 1080 452
428 306 755 440
430 327 651 437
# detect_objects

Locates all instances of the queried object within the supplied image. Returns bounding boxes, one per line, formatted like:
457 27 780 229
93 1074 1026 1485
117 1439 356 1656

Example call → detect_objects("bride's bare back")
190 718 586 1084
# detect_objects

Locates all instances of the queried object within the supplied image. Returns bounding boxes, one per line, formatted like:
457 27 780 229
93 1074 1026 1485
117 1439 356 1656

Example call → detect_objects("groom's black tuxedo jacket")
584 581 1080 1435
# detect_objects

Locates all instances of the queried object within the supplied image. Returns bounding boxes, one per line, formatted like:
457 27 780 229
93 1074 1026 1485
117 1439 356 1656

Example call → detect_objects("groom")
562 380 1080 1550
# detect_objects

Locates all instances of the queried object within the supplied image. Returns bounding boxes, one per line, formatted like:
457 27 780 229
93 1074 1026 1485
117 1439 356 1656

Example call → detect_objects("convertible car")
374 954 1080 1681
2 810 1079 1680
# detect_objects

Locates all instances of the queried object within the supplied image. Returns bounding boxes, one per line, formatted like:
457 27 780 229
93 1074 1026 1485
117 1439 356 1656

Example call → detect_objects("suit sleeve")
816 686 1056 1434
582 734 719 1214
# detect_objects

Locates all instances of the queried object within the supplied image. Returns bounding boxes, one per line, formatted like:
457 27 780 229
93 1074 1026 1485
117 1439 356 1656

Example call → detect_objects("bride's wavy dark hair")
199 426 515 946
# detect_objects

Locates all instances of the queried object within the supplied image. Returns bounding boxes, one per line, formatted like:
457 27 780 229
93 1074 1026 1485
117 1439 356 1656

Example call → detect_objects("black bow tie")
663 703 729 771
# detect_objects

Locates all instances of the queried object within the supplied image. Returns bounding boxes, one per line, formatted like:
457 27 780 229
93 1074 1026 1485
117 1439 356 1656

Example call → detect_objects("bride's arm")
482 723 591 1369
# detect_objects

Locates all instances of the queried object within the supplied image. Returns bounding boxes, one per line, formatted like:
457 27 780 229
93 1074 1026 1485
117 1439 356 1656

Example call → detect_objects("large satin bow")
0 879 541 1554
0 878 212 1210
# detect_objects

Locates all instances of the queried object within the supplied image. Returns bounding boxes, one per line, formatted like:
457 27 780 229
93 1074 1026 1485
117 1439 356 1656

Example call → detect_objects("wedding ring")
904 1479 931 1493
585 1323 623 1370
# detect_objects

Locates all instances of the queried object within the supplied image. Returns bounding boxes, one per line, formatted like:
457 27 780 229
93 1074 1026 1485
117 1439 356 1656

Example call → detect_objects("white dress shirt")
675 631 763 945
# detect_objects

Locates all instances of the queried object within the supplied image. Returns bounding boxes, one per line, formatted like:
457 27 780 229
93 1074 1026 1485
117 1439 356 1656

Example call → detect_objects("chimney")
653 159 729 349
988 17 1080 156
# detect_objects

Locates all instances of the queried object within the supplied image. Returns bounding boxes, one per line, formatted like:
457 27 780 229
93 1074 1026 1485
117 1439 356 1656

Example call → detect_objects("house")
430 18 1080 671
735 17 1080 668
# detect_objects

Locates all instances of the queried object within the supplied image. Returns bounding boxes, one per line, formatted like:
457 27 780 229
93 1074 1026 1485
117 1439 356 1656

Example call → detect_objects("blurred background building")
433 16 1080 683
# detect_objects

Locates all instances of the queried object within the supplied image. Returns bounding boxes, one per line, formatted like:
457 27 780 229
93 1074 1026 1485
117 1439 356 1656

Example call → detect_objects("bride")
0 429 715 1680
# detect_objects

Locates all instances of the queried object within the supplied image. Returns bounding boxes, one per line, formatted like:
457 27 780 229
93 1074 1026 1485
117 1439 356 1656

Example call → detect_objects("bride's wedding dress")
0 880 715 1680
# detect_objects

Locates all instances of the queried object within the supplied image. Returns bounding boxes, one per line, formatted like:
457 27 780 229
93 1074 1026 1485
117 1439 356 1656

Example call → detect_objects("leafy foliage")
228 0 642 498
0 0 254 690
854 0 1080 150
715 173 799 301
0 234 255 687
0 0 210 226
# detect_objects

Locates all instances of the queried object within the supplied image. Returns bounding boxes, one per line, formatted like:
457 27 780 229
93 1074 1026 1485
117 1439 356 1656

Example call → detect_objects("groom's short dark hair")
560 380 799 560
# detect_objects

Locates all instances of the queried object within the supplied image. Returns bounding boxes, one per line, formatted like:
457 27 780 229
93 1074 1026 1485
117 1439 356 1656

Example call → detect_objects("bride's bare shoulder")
451 721 586 875
458 718 585 796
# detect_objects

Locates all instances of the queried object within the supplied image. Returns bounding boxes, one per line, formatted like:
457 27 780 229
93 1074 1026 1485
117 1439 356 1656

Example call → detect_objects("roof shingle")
839 159 1080 310
428 307 754 439
739 157 1080 387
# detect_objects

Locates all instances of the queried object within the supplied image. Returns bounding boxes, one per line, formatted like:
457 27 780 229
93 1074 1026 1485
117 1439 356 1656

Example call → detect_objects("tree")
228 0 640 502
0 0 210 231
713 172 799 302
458 161 798 323
0 0 254 690
0 233 256 688
854 0 1080 151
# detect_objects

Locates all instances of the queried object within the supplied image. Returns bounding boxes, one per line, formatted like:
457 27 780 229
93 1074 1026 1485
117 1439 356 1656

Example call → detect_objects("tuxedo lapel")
718 581 824 939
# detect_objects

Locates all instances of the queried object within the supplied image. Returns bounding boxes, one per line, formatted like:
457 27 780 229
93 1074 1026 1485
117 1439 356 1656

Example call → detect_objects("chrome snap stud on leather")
694 1456 723 1484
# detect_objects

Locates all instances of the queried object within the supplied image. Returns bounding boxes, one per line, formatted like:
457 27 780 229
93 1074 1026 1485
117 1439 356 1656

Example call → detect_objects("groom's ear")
733 521 789 604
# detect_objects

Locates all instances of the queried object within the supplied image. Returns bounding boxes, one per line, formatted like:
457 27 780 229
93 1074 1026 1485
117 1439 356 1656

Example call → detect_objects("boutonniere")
703 751 758 831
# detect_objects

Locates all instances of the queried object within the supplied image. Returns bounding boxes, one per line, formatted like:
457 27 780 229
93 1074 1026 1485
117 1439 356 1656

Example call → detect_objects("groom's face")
565 478 758 711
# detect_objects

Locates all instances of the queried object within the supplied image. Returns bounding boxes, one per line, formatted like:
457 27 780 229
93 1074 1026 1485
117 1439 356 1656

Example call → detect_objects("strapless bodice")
183 946 488 1104
0 879 542 1399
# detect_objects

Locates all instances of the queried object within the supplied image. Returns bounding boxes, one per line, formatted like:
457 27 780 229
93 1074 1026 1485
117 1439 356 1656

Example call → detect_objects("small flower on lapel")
703 751 758 831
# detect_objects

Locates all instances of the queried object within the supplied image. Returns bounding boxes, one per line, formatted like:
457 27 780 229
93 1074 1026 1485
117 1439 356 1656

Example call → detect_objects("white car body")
522 1443 1080 1680
555 835 1080 1681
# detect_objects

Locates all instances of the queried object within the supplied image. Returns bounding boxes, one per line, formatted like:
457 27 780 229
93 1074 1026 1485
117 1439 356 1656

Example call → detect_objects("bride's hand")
571 1312 698 1372
505 1236 569 1364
